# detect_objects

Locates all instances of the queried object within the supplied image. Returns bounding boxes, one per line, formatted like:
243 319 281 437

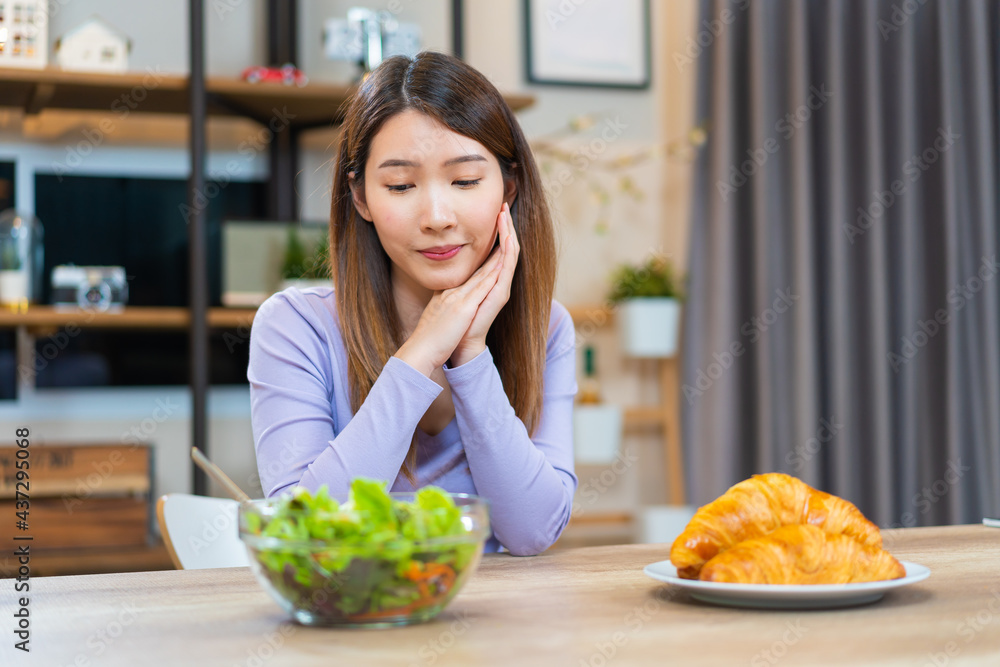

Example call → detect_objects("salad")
241 478 487 624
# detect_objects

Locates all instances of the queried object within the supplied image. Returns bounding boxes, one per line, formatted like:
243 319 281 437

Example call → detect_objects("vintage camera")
50 265 129 311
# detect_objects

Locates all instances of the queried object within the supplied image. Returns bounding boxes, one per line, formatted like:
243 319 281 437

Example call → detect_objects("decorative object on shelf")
578 344 602 405
532 114 708 234
573 343 622 463
54 15 131 73
573 404 623 464
0 209 42 310
609 256 683 358
638 504 696 545
324 8 421 79
524 0 650 88
0 0 47 69
240 63 309 87
279 227 331 292
50 265 128 312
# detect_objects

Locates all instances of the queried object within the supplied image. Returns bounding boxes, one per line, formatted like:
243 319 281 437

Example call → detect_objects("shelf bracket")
204 91 274 127
24 83 56 115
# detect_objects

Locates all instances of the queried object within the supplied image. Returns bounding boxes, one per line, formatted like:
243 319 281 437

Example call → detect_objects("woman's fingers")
506 202 519 255
498 203 509 250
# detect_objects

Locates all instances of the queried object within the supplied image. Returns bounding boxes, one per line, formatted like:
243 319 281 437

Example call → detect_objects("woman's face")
352 109 512 300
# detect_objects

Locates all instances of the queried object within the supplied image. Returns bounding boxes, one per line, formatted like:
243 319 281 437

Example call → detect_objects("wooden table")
3 525 999 666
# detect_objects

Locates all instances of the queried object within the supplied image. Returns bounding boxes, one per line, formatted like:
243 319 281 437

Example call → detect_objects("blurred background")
0 0 996 575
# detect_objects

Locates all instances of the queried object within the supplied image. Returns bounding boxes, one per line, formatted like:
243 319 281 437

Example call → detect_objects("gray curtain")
682 0 1000 527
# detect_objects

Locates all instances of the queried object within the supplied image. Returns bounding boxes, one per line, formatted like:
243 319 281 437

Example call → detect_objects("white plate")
643 560 930 610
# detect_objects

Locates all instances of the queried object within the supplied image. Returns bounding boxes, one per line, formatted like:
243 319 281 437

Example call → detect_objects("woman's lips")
419 245 462 260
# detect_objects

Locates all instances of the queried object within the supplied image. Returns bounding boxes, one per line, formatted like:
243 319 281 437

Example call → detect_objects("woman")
249 51 577 556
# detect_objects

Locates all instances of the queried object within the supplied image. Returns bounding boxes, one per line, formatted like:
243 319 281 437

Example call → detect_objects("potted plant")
0 234 28 306
279 228 331 291
608 256 683 358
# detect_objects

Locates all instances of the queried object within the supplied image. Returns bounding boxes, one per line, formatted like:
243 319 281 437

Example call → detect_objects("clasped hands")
394 202 520 377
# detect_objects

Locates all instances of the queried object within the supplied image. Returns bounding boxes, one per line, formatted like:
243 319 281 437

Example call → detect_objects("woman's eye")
386 184 412 193
455 179 481 188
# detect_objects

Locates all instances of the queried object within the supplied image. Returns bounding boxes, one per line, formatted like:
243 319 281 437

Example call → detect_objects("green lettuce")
246 478 482 622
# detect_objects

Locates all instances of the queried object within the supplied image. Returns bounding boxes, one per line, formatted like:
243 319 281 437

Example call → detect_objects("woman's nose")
420 187 457 232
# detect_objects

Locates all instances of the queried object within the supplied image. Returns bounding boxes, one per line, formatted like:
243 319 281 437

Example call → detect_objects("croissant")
699 524 906 584
670 473 882 579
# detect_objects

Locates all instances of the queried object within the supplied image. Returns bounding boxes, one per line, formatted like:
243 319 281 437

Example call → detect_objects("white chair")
156 493 250 569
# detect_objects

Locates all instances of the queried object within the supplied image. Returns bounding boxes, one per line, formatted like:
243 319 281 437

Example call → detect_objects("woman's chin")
421 277 467 291
418 268 475 292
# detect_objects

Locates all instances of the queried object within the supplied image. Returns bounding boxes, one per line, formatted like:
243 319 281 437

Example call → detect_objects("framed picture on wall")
524 0 651 89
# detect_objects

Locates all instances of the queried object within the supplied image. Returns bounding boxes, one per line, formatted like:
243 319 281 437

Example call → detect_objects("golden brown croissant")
699 524 906 584
670 473 882 579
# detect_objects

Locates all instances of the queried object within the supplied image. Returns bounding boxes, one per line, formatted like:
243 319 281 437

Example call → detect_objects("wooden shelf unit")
565 303 685 507
0 66 536 129
0 305 258 333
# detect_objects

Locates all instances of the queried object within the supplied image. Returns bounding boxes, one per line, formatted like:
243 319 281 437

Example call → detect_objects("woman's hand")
450 201 520 367
393 202 518 376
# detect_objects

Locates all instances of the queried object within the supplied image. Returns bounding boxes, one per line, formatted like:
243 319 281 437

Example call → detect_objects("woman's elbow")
504 501 573 556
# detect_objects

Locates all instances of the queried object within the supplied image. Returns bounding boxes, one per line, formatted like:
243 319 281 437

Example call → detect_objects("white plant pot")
638 505 697 545
0 270 29 305
573 404 623 464
618 298 681 358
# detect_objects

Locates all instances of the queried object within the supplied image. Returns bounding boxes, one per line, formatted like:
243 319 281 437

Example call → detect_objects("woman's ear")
348 171 373 222
503 173 518 211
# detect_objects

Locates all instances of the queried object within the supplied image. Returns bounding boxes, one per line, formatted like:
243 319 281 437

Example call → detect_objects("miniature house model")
55 16 131 73
0 0 48 69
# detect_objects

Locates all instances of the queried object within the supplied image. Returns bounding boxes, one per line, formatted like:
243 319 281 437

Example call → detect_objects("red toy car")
240 64 309 87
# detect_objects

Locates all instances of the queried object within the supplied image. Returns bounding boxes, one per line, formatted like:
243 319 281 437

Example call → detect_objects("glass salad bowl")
239 479 490 628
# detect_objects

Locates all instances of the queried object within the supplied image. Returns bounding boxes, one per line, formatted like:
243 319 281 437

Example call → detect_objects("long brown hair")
330 51 556 482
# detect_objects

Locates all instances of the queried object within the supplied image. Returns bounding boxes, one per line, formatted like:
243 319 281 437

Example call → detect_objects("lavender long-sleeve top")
247 286 578 556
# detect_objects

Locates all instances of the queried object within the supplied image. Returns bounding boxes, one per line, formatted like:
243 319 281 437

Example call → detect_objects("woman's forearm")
444 346 577 556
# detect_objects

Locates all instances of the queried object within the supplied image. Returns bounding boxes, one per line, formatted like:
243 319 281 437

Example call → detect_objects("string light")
531 115 709 233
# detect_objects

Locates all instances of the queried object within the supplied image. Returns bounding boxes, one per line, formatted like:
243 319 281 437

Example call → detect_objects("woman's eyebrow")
442 154 487 167
376 154 488 169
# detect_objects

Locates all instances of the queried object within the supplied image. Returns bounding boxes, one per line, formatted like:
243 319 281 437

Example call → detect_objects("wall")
0 1 698 524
